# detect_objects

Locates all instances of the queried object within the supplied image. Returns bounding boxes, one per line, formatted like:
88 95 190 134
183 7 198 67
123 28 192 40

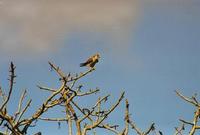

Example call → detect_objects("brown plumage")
80 53 100 68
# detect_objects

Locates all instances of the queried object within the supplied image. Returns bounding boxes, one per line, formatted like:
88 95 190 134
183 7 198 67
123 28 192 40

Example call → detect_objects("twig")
83 92 125 134
175 90 199 107
123 99 129 135
48 62 66 79
38 117 69 122
14 90 27 121
179 119 193 126
174 123 184 135
77 89 99 96
128 119 142 134
37 85 56 92
176 90 200 135
144 123 155 135
98 124 119 134
68 68 95 82
17 99 32 123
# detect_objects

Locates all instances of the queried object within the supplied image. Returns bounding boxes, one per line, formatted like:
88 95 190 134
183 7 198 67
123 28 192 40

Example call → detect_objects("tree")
0 62 199 135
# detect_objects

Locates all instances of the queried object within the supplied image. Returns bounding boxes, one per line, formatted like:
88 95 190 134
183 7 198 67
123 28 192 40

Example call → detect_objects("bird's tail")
80 62 87 67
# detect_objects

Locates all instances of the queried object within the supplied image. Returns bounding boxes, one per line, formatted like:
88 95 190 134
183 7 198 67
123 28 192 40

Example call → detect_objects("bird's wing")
80 56 95 67
82 56 93 65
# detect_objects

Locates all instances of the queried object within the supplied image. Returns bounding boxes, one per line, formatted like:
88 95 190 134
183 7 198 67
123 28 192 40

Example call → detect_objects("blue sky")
0 0 200 134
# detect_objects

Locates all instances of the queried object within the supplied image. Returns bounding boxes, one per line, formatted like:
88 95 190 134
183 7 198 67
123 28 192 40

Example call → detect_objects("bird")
80 53 100 68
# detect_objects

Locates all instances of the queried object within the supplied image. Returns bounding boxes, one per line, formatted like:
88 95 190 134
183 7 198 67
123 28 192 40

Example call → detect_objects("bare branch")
175 90 199 107
37 85 56 92
98 124 119 134
48 61 66 79
38 117 69 122
1 62 16 110
17 99 32 123
144 123 155 135
83 92 125 134
14 90 27 121
174 123 185 135
179 119 193 126
128 119 142 134
68 68 95 82
0 87 6 101
77 89 100 97
176 91 200 135
123 99 130 135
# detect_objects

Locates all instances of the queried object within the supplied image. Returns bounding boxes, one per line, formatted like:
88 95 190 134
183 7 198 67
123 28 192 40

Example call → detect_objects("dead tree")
0 62 157 135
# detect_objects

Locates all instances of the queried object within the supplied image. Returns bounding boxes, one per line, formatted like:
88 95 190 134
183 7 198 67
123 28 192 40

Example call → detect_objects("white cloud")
0 0 139 56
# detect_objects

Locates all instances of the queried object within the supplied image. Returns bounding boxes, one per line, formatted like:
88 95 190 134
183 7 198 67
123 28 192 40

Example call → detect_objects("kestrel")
80 53 100 68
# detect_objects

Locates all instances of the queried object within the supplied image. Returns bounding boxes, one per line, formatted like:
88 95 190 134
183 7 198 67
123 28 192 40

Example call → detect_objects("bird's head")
95 53 100 59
